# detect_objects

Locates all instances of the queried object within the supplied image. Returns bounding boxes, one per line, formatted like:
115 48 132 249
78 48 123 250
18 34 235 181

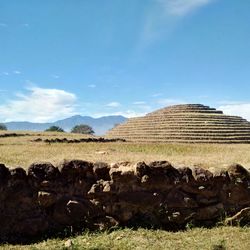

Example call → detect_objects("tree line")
0 123 95 135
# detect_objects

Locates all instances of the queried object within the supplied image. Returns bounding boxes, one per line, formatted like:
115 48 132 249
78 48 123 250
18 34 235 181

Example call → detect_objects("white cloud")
112 110 146 118
94 102 154 118
106 102 121 108
0 87 77 122
157 98 186 106
93 110 146 118
13 70 21 74
218 103 250 121
88 84 96 88
1 72 9 76
22 23 30 27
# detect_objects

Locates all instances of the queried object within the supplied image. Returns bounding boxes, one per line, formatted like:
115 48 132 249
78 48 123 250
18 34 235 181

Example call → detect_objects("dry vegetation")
1 131 250 249
1 131 250 170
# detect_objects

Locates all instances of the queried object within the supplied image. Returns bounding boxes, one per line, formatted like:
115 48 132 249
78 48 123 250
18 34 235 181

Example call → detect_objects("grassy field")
0 131 250 249
0 131 250 170
1 227 250 250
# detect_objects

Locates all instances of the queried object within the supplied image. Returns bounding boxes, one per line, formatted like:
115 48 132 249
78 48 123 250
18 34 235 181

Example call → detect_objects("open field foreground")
0 132 250 249
1 227 250 250
1 132 250 170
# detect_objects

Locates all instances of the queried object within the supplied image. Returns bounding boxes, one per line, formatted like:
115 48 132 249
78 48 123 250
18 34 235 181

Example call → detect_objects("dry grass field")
1 131 250 170
1 131 250 249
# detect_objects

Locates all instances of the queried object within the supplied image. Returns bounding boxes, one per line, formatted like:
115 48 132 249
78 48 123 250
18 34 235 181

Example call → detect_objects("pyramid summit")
106 104 250 143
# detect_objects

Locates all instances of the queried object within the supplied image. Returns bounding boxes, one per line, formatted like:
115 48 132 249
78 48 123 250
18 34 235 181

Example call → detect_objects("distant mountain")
4 115 127 135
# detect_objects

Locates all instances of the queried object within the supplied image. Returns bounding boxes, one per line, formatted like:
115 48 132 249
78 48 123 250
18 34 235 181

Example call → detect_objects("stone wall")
0 160 250 242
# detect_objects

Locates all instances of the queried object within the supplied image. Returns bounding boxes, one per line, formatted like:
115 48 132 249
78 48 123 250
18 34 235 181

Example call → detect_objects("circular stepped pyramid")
106 104 250 143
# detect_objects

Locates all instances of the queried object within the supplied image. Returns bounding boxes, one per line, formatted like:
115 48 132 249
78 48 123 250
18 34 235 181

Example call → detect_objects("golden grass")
0 132 250 170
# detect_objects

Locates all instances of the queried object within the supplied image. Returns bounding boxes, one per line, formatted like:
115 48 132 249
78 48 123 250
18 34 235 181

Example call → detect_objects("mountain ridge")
4 115 127 135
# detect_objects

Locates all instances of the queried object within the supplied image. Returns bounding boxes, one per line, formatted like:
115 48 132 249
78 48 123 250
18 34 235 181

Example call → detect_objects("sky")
0 0 250 122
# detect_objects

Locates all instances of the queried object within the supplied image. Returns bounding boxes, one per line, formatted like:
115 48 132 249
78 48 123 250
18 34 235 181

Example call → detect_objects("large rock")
0 166 49 242
0 163 10 185
93 162 111 181
58 160 96 195
28 162 60 184
136 161 181 191
59 160 94 180
227 163 250 182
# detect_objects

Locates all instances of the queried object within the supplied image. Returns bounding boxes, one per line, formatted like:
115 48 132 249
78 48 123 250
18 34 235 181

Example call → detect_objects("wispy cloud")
93 110 146 118
218 102 250 121
157 98 186 106
88 84 96 88
99 98 186 118
158 0 214 16
106 102 121 108
133 101 146 105
152 93 163 97
0 87 77 122
1 71 22 76
93 101 153 118
140 0 215 47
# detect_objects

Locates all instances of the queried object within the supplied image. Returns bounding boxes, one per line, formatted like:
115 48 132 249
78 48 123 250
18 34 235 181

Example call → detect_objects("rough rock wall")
0 160 250 242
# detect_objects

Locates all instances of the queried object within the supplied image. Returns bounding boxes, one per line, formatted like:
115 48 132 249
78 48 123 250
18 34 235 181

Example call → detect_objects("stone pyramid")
106 104 250 143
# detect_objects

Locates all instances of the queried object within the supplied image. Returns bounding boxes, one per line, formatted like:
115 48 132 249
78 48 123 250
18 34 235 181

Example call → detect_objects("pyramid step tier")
118 124 250 130
106 135 250 140
106 104 250 144
126 117 248 123
138 114 245 120
107 131 250 137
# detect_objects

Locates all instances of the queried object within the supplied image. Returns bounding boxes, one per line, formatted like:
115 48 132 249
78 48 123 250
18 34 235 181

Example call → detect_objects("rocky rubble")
0 160 250 242
0 133 29 138
32 137 126 143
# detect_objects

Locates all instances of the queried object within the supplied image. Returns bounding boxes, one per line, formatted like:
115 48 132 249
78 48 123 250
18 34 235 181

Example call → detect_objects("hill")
4 115 127 135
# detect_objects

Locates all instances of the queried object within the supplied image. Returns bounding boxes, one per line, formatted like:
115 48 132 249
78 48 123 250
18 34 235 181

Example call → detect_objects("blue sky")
0 0 250 122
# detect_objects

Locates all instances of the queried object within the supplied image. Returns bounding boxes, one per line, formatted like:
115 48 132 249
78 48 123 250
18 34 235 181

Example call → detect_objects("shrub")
45 126 64 132
71 124 94 135
0 123 7 131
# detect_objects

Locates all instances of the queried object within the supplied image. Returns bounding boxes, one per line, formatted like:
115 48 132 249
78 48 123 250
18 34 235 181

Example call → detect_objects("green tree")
71 124 94 135
45 126 64 132
0 123 7 131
